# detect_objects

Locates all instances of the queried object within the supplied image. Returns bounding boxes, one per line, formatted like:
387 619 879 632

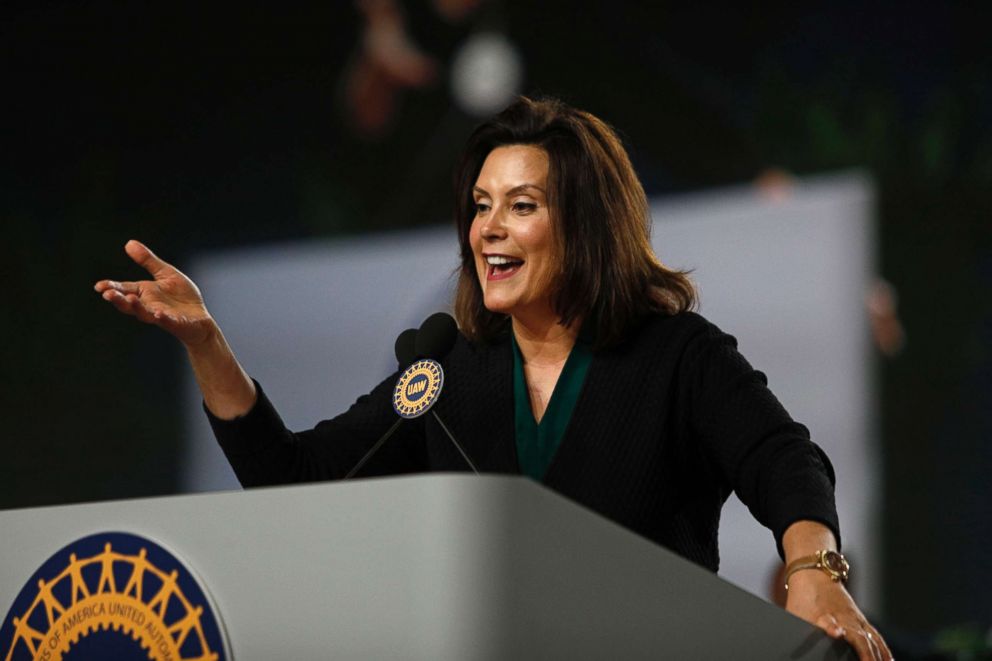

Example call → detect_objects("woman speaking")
96 96 890 660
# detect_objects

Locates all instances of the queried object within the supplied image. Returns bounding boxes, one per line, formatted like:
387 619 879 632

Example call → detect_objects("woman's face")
469 144 557 324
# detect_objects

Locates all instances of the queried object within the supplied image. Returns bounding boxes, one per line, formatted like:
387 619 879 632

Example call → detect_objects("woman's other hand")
95 240 216 348
786 570 892 661
782 521 893 661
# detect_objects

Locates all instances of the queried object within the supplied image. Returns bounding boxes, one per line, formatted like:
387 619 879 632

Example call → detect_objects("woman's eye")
512 202 537 214
474 202 491 214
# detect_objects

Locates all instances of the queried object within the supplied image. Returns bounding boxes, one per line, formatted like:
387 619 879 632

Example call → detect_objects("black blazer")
209 312 839 571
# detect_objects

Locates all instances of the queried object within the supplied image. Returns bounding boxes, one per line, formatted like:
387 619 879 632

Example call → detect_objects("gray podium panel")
1 475 854 660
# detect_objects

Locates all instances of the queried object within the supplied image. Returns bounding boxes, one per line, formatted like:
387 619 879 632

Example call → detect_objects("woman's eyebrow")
505 184 545 196
473 183 546 198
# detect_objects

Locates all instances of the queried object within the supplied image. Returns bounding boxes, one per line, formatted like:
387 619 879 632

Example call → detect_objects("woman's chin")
483 301 513 316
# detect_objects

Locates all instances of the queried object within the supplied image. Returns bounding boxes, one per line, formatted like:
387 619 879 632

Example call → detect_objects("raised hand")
95 240 256 419
95 240 216 348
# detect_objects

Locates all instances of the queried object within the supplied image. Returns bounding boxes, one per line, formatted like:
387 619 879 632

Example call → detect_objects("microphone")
394 312 455 369
394 328 417 368
414 312 457 359
344 313 478 479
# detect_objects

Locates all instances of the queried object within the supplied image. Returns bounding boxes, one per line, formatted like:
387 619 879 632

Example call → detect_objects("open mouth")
486 254 524 280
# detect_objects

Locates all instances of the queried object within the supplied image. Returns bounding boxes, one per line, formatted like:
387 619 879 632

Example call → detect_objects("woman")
96 96 890 660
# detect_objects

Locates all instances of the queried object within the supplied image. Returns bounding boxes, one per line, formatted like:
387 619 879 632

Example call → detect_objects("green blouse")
511 332 594 480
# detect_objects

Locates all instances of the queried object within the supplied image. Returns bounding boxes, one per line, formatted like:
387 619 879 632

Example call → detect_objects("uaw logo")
1 532 228 661
393 358 444 419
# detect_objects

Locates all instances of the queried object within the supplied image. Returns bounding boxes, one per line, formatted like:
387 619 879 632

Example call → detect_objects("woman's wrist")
183 320 257 420
180 316 223 354
782 520 838 561
785 560 844 591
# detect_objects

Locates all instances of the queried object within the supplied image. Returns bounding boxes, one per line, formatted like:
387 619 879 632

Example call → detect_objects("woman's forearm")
184 321 257 420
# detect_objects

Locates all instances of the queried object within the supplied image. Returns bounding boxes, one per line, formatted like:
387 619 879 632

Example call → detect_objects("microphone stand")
343 410 480 479
343 418 404 480
431 410 479 474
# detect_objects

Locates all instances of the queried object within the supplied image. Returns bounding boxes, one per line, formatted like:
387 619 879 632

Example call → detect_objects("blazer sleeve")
681 319 841 557
205 375 427 488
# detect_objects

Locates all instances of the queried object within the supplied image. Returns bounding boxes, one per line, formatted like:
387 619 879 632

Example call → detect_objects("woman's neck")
511 314 580 367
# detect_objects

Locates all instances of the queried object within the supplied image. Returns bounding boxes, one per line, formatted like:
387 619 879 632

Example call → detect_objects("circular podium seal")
393 358 444 419
1 531 229 661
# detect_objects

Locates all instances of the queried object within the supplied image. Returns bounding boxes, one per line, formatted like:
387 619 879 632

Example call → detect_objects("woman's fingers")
107 290 142 318
836 625 871 661
816 614 845 638
814 614 891 661
862 629 884 661
124 239 173 279
841 623 889 661
97 281 158 323
867 625 892 660
101 289 158 325
855 630 879 661
94 279 141 295
101 288 140 317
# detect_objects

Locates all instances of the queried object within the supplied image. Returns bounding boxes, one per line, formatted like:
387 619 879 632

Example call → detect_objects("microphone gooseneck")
430 410 479 473
343 418 403 480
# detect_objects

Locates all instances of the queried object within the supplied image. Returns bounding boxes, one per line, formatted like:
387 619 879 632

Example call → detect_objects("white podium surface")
1 475 853 660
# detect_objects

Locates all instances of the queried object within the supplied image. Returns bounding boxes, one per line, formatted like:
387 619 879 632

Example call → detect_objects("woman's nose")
479 206 507 240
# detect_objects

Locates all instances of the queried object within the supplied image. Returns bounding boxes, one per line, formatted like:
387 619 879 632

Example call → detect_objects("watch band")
784 549 849 591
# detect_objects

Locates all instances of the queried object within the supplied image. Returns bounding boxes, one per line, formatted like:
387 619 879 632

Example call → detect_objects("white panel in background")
182 171 878 612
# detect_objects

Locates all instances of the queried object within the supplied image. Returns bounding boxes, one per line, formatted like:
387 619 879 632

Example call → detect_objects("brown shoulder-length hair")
453 96 696 348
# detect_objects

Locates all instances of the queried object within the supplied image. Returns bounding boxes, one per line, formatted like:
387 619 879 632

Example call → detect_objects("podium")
1 474 853 659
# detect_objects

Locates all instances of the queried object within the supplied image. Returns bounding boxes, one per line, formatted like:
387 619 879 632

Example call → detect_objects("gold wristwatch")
784 549 849 591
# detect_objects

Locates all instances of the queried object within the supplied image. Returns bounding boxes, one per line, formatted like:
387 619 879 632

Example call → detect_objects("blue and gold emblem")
1 532 228 661
392 358 444 418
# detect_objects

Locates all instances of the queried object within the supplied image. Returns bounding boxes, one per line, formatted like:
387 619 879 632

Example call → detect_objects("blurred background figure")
344 0 442 137
344 0 513 136
866 279 906 358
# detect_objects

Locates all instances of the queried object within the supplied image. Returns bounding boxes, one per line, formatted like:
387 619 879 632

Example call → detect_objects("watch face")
822 550 850 577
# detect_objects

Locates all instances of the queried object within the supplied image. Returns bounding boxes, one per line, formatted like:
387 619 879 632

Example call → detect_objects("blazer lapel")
541 353 596 483
471 337 519 473
542 345 629 485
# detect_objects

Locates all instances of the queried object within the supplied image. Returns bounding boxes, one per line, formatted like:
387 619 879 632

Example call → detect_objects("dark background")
3 0 990 646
